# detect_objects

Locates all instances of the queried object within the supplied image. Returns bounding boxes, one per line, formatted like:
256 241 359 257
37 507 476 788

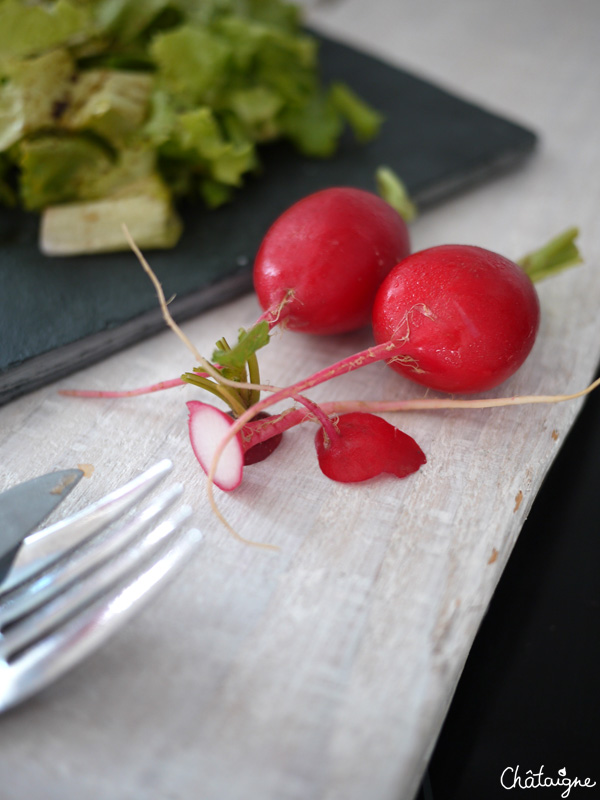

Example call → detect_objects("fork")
0 459 201 714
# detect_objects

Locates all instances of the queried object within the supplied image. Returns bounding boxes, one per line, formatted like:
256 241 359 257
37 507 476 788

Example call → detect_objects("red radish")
315 412 426 483
238 412 283 465
372 244 541 393
62 224 584 517
253 187 410 335
187 401 244 491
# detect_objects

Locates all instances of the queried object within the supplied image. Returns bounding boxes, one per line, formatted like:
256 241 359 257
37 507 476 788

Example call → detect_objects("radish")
188 393 426 488
372 244 541 393
62 223 587 531
253 187 410 335
238 412 283 465
315 412 426 483
369 228 581 394
187 401 244 491
196 230 583 495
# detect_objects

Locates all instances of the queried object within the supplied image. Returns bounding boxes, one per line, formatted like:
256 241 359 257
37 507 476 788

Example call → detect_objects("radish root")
67 228 596 550
206 374 600 547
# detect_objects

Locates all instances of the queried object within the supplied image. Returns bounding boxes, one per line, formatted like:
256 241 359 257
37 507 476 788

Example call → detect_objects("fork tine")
0 525 202 713
1 504 194 659
2 459 174 592
0 483 184 627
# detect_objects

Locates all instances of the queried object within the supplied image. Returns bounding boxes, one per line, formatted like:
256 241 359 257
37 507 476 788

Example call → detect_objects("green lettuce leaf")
226 86 283 141
0 0 383 255
18 134 158 210
0 0 93 58
41 174 182 255
91 0 173 44
280 91 343 158
60 69 154 145
18 134 114 210
150 24 232 107
0 49 75 151
199 178 233 209
329 81 384 143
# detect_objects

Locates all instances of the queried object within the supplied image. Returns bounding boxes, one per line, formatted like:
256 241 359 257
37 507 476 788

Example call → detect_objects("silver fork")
0 459 201 714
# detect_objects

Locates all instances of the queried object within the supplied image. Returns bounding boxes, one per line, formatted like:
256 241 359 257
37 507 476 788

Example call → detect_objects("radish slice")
187 401 244 491
241 413 284 465
315 412 426 483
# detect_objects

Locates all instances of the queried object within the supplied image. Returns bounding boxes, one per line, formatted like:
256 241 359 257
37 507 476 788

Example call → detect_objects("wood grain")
1 1 599 798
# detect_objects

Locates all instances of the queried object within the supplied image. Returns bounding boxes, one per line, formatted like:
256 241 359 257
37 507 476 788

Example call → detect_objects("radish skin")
253 187 410 335
372 245 541 393
315 412 426 483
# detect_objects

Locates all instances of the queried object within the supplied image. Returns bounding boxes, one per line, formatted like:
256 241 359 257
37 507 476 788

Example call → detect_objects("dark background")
416 369 600 799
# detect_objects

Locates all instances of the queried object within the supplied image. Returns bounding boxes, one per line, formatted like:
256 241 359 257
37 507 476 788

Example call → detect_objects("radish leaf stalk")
517 227 582 282
375 166 418 222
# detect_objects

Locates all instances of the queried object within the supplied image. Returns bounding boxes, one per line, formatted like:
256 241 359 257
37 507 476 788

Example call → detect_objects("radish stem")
237 374 600 450
255 289 296 330
182 371 247 416
375 166 418 222
290 394 340 443
60 377 187 398
206 373 600 546
518 227 582 282
246 350 262 407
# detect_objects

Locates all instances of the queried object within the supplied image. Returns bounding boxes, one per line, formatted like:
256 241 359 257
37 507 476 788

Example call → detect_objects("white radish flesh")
187 401 244 491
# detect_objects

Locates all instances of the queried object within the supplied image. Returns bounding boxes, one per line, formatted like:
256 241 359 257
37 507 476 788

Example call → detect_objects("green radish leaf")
517 226 582 283
375 165 417 222
212 321 270 369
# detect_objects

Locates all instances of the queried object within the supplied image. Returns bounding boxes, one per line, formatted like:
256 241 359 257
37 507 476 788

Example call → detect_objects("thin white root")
125 221 600 546
205 463 280 552
123 224 285 398
325 375 600 414
122 225 285 546
122 223 205 364
206 374 600 547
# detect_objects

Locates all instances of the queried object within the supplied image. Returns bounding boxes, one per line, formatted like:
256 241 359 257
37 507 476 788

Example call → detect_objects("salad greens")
0 0 382 254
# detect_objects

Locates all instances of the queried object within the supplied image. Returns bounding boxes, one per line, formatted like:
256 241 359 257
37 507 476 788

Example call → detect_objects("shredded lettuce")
0 0 93 59
0 49 75 151
18 135 114 210
149 24 232 107
0 0 382 252
329 82 384 143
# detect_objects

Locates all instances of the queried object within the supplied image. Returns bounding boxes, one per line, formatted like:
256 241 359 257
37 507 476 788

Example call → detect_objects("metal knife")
0 469 84 586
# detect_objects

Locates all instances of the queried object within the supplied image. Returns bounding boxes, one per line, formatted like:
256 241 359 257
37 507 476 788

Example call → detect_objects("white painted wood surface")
1 1 599 798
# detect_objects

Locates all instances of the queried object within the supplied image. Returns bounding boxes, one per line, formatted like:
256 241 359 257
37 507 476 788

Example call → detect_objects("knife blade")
0 469 84 584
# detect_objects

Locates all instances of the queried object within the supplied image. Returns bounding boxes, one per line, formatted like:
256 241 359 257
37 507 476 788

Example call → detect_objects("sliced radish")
315 412 426 483
187 401 244 491
240 412 284 465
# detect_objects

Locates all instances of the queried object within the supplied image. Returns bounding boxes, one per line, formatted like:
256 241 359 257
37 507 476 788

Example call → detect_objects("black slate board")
0 32 537 405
